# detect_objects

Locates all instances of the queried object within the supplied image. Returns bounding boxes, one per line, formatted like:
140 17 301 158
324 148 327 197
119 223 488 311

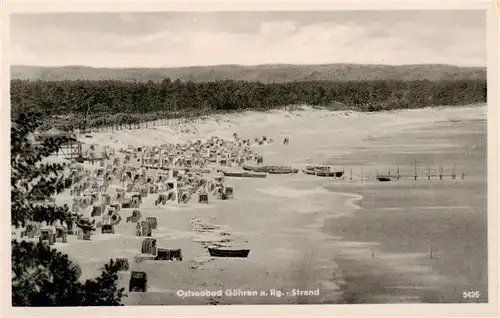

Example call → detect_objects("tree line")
11 78 487 130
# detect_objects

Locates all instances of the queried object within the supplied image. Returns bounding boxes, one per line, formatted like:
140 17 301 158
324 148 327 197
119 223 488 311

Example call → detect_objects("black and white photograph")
4 2 498 315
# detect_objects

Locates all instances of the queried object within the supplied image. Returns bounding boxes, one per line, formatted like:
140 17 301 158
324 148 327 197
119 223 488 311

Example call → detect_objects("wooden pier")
371 162 466 182
336 161 467 182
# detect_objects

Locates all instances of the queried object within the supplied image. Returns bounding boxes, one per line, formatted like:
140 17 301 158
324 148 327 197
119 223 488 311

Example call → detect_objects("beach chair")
136 221 152 237
167 191 176 202
24 223 39 239
55 226 68 243
110 203 121 212
141 238 157 255
224 187 234 199
132 195 142 207
115 258 129 271
111 214 122 225
126 183 134 193
128 210 142 223
198 192 209 204
70 262 82 280
179 192 190 204
39 228 55 246
122 200 132 209
216 188 228 200
102 194 111 205
91 205 102 217
129 271 147 292
71 204 80 213
77 228 92 240
146 217 158 230
101 224 114 234
67 217 77 235
155 248 183 261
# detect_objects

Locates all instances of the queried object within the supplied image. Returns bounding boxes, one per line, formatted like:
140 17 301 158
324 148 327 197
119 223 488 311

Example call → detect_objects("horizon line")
11 63 487 69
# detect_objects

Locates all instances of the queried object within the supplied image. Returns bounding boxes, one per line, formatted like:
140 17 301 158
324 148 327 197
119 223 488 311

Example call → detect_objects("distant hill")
10 64 486 83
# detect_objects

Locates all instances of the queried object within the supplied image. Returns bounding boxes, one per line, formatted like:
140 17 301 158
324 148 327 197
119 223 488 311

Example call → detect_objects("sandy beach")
44 104 487 305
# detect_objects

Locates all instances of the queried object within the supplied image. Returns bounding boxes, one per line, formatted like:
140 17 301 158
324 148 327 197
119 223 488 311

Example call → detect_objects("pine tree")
11 110 127 306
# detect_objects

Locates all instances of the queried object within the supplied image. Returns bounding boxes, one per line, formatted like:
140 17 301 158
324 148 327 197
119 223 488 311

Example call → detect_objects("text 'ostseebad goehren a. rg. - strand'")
176 288 320 298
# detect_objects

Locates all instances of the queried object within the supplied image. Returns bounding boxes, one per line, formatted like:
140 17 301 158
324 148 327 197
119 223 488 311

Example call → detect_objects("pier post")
462 171 465 180
372 250 375 259
350 168 353 181
429 244 433 259
452 163 456 180
427 164 431 180
414 160 417 180
397 166 400 180
439 166 443 180
342 166 345 180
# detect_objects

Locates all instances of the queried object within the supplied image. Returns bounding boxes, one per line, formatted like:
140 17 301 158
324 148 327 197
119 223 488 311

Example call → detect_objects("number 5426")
463 291 480 299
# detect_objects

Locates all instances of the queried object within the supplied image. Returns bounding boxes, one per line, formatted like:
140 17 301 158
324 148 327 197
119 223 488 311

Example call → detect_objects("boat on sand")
267 167 299 175
243 165 298 174
242 165 268 173
207 247 250 258
221 171 267 178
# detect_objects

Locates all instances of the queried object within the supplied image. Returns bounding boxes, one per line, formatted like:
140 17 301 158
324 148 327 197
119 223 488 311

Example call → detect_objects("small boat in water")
303 169 343 178
315 171 344 178
221 171 267 178
242 165 268 173
377 175 392 182
268 168 299 175
208 247 250 258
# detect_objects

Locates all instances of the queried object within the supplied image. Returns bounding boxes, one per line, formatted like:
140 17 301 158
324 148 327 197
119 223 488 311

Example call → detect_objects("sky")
9 11 487 67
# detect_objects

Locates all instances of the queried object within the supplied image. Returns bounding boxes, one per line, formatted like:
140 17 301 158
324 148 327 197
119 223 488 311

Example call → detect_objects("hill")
10 64 486 83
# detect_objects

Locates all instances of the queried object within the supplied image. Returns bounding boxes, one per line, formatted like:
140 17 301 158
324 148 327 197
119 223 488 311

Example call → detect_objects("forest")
10 78 487 131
